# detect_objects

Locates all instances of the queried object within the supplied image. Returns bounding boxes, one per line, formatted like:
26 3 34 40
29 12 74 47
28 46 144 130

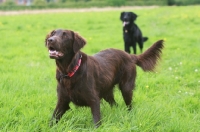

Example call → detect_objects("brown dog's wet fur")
45 29 164 127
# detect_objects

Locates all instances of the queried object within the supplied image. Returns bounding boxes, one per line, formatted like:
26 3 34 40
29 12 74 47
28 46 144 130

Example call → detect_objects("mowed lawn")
0 6 200 131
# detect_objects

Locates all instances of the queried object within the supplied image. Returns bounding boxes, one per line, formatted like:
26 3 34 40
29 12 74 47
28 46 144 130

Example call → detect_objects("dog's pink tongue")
49 50 57 56
123 21 126 27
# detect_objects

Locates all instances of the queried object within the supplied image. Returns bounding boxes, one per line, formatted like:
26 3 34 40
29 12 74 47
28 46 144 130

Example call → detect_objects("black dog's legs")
138 38 143 53
124 42 130 53
132 41 137 54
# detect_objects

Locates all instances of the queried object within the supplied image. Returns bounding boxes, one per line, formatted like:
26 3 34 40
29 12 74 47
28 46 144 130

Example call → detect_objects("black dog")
120 12 148 54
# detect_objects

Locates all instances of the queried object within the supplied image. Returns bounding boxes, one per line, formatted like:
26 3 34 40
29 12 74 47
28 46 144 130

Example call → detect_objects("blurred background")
1 0 200 10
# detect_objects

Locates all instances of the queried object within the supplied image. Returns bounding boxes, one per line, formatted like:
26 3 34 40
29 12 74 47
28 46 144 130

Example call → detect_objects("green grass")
0 6 200 131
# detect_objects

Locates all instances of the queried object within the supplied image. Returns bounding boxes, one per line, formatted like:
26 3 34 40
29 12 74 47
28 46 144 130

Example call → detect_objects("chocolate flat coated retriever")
45 29 164 127
120 12 148 54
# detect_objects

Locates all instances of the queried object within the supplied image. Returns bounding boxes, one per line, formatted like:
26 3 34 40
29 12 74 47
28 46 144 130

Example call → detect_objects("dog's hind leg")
103 89 117 107
119 71 136 110
119 83 134 110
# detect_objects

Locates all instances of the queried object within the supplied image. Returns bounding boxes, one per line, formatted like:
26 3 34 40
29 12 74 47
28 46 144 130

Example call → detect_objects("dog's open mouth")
48 47 63 58
123 21 130 26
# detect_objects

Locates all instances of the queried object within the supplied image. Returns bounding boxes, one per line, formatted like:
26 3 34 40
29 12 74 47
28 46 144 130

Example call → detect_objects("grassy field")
0 6 200 132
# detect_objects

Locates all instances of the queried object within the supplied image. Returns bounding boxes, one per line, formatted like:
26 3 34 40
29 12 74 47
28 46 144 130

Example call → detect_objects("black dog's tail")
132 40 164 72
143 37 148 42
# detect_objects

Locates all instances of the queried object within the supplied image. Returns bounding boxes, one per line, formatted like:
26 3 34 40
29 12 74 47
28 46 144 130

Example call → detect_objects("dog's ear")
72 31 86 53
45 34 49 47
120 12 125 21
130 12 137 21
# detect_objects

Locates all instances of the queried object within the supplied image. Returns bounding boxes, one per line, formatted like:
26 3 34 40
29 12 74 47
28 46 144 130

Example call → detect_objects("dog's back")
91 39 164 92
92 49 133 88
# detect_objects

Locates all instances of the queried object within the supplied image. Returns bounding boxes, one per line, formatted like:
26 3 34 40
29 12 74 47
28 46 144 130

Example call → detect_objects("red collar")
60 55 82 80
67 55 82 77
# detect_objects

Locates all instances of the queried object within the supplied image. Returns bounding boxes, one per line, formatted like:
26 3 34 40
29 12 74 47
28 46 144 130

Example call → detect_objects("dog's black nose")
48 37 55 43
124 17 128 21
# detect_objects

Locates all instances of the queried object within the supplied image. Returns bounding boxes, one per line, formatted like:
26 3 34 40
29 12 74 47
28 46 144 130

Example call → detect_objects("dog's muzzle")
123 21 130 27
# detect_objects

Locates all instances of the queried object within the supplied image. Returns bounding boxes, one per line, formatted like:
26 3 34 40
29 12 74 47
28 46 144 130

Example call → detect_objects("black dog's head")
45 29 86 59
120 12 137 27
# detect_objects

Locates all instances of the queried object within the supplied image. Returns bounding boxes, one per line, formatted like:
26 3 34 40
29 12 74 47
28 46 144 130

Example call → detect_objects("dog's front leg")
90 99 101 128
132 41 137 54
50 85 71 126
51 97 70 125
124 42 131 53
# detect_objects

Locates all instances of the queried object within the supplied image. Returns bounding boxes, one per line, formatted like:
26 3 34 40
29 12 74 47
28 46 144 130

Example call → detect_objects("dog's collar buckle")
59 74 69 82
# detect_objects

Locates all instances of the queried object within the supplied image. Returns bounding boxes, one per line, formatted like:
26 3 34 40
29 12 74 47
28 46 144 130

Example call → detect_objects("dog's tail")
143 37 148 42
132 40 164 72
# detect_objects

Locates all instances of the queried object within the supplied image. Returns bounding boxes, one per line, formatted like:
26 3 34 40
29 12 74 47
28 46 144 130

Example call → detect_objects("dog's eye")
63 32 67 36
62 32 67 38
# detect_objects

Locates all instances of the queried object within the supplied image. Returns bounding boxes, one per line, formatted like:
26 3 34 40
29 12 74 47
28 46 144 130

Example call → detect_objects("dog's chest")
62 80 89 106
124 29 128 33
123 28 133 35
123 25 136 34
71 94 88 106
124 28 129 33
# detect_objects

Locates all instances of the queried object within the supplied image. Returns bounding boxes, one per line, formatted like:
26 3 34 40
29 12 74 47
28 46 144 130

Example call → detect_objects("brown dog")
45 29 164 127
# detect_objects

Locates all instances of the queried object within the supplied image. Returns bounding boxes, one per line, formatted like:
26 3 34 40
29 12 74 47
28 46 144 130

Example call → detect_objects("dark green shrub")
168 0 200 5
33 0 47 6
125 0 167 6
106 0 125 6
3 0 16 6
